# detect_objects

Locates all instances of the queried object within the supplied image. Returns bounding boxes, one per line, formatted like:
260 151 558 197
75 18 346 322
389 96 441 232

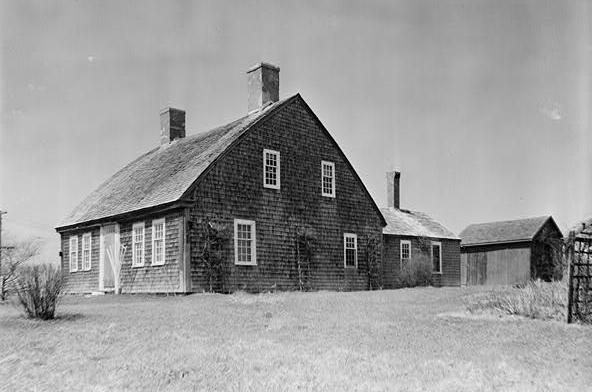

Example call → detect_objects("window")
344 233 357 268
400 240 411 266
132 222 145 267
151 219 166 266
234 219 256 266
69 236 78 272
82 233 92 271
321 161 335 197
431 241 442 274
263 149 280 189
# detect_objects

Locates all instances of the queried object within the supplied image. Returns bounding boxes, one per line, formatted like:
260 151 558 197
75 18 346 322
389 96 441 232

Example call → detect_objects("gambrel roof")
459 216 559 246
380 207 459 240
57 94 386 229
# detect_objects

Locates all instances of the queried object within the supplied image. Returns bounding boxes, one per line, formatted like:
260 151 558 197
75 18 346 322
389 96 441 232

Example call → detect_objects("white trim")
263 149 281 190
234 219 257 266
151 218 166 266
321 161 336 198
400 240 411 267
82 232 92 271
343 233 358 268
431 241 442 274
69 235 78 272
132 222 145 267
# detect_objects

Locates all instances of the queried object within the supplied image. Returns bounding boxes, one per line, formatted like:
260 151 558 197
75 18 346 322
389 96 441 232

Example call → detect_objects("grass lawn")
1 287 590 391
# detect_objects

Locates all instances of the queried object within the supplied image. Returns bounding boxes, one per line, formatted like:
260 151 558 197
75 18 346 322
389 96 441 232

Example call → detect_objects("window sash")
151 219 166 266
69 236 78 272
344 233 357 268
263 149 280 189
321 161 335 197
432 242 442 273
132 223 145 267
234 219 256 265
400 240 411 265
82 233 92 271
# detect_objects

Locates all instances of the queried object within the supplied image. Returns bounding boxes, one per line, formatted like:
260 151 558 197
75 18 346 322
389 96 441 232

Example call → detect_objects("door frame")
99 223 120 292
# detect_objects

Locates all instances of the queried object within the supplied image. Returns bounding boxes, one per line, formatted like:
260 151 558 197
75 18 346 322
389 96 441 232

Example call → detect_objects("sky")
1 0 591 262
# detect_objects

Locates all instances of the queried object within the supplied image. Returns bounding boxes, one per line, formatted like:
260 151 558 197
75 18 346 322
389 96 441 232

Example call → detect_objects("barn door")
100 224 119 291
467 253 487 285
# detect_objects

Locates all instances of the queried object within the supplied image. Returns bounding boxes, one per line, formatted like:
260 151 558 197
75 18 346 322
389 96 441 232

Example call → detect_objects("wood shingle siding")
381 236 460 288
188 97 383 292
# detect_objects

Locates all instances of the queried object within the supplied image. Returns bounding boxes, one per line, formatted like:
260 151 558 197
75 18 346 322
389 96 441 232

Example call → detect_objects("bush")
13 264 63 320
399 254 433 287
466 280 566 321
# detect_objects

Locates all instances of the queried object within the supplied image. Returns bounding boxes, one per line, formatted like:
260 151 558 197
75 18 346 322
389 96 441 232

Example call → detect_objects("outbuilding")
459 216 563 286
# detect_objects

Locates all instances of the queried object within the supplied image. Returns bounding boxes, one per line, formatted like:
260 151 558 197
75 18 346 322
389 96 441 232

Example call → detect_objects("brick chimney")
160 107 185 145
386 171 401 209
247 62 279 112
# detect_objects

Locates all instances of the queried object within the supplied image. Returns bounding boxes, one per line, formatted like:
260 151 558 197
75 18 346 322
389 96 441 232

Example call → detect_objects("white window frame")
431 241 442 274
151 218 166 266
263 149 281 190
234 219 257 266
400 240 411 267
69 236 78 273
132 222 145 267
343 233 358 268
82 232 92 271
321 161 336 198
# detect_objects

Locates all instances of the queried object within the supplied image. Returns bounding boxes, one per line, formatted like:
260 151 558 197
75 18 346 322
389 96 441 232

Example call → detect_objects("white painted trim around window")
132 222 145 267
234 219 257 266
400 240 411 267
151 218 166 266
69 235 78 272
321 161 336 198
263 149 281 190
82 232 92 271
431 241 442 274
343 233 358 268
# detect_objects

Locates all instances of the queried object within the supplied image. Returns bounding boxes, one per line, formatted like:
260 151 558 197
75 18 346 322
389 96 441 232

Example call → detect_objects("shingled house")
55 63 386 294
380 171 461 288
459 216 563 286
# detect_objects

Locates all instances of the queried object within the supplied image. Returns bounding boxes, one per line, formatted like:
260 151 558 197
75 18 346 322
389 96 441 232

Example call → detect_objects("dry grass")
466 280 567 321
1 287 591 391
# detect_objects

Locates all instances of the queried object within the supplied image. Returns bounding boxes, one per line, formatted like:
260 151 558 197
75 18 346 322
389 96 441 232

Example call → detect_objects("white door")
100 224 120 291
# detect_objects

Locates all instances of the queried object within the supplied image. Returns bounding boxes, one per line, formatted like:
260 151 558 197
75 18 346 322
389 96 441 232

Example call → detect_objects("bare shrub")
467 280 567 321
399 253 433 287
1 238 40 300
13 264 64 320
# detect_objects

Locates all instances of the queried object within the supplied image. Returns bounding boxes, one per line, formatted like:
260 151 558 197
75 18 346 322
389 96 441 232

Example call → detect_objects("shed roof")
57 95 297 228
460 216 554 246
380 207 459 240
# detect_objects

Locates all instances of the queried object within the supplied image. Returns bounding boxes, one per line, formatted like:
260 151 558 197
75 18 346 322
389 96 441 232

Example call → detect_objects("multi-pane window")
234 219 256 266
132 222 145 267
344 233 357 268
321 161 335 197
151 219 166 266
400 240 411 266
82 233 92 271
69 236 78 272
263 149 280 189
432 241 442 273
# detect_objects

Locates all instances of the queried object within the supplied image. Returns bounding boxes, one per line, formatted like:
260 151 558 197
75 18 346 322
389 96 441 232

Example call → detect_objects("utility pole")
0 210 6 294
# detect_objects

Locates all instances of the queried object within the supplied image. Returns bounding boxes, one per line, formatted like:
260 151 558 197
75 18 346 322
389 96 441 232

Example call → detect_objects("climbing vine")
294 227 315 291
196 217 229 293
365 234 381 290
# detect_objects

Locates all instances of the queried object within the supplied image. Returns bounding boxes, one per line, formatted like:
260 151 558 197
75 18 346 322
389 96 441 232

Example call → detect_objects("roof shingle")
57 96 296 228
380 207 459 240
459 216 552 246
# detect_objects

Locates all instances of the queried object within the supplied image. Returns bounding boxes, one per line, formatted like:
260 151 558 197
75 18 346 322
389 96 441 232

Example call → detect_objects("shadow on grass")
0 312 86 329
